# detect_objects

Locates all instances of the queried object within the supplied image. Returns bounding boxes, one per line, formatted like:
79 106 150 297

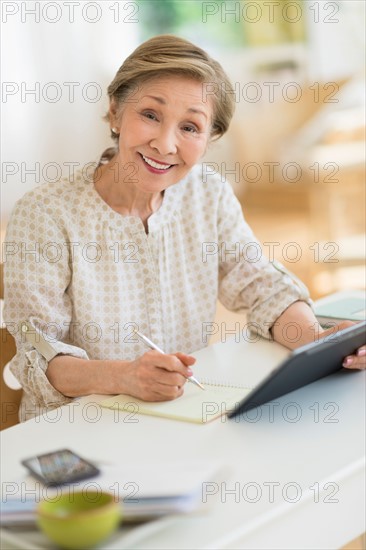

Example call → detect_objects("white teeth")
142 155 171 170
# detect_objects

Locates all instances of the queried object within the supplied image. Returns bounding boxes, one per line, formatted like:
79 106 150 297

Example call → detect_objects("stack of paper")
0 461 225 526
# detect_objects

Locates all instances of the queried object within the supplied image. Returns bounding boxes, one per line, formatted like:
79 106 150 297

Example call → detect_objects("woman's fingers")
145 351 198 399
149 351 193 377
343 346 366 370
321 322 365 371
174 352 196 367
356 345 366 357
126 351 193 401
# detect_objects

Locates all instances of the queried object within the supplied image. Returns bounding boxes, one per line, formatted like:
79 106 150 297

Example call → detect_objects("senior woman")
4 35 365 421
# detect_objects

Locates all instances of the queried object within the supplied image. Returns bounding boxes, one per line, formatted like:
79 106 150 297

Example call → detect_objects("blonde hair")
99 35 235 164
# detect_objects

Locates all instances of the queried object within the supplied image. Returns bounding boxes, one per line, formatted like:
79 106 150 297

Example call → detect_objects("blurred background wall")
1 0 365 298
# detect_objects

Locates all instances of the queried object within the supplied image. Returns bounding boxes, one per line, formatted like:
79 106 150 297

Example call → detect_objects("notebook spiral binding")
200 378 253 390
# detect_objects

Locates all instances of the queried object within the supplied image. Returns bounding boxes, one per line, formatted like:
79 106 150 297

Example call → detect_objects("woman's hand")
320 321 366 370
271 302 365 370
122 350 196 401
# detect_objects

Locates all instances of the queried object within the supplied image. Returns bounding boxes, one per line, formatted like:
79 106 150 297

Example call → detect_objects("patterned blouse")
3 165 310 421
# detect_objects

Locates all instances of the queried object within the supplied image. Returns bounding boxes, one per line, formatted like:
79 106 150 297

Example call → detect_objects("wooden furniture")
0 263 22 430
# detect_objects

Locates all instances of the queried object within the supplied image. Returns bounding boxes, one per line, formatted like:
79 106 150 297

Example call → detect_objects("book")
100 383 251 424
314 290 366 327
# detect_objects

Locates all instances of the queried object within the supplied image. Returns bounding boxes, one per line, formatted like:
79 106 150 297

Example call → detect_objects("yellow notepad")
100 382 252 424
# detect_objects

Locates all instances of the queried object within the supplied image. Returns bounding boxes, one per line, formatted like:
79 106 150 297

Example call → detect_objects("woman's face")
111 76 213 193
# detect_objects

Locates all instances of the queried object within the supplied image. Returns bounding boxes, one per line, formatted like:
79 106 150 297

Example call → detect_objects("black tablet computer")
228 321 366 419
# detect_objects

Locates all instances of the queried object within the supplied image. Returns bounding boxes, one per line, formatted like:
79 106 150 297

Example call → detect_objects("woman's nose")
149 127 177 156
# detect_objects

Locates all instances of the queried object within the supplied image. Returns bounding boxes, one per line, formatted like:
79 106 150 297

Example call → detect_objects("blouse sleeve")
216 180 312 339
3 196 89 420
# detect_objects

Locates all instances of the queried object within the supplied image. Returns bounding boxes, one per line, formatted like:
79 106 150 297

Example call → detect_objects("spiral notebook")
100 338 290 424
100 380 252 424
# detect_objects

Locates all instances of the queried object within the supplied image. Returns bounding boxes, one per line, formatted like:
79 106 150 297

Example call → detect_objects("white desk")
1 337 365 549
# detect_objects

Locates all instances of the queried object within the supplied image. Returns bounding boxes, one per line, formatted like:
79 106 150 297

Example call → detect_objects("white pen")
134 330 205 390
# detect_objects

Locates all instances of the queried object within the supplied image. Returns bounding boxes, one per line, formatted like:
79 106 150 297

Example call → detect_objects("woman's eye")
142 111 157 120
182 125 198 133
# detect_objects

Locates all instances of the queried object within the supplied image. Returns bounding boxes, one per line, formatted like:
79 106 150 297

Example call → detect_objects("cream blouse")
3 165 311 421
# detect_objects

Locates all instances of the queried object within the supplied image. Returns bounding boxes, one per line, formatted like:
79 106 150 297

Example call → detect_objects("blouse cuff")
248 263 313 341
21 315 89 393
14 341 89 421
10 317 90 420
24 349 73 408
20 317 90 363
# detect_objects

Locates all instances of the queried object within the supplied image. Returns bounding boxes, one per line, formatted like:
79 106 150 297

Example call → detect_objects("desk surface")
1 337 365 549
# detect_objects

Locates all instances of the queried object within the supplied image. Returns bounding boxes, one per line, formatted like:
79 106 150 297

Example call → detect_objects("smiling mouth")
140 154 174 171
